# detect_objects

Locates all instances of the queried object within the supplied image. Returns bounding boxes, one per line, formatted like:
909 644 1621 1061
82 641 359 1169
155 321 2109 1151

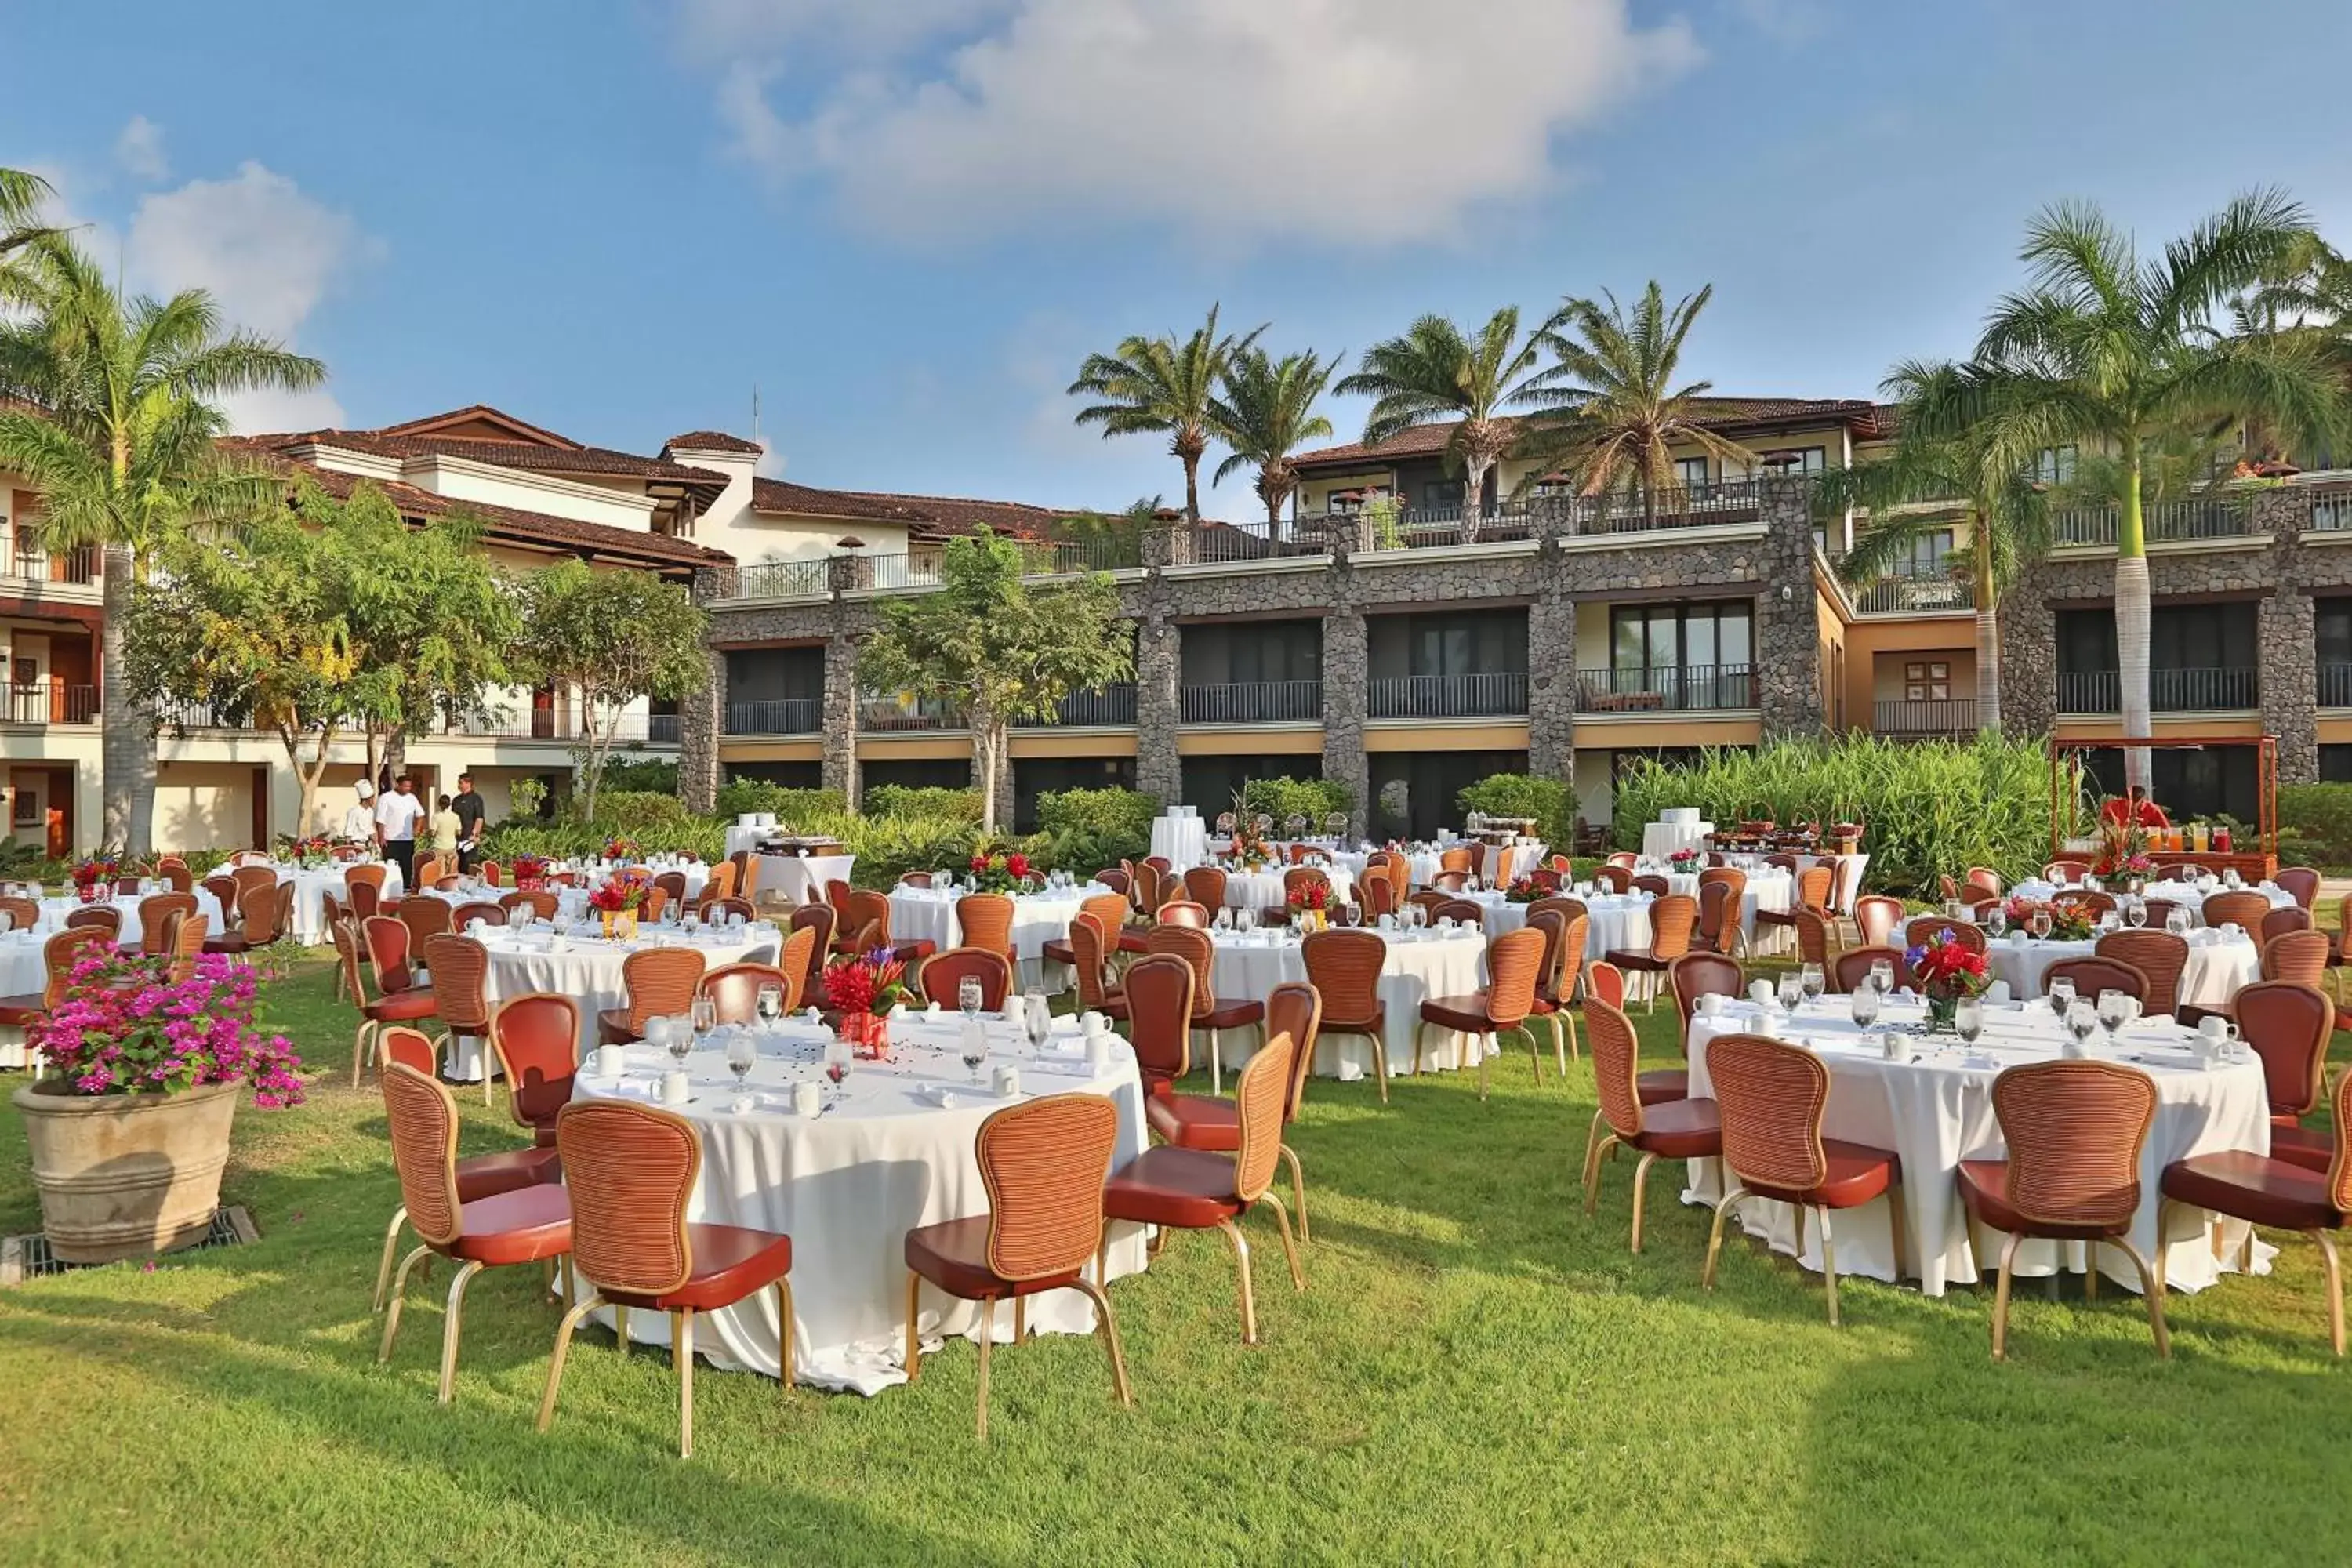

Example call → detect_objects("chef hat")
354 779 376 800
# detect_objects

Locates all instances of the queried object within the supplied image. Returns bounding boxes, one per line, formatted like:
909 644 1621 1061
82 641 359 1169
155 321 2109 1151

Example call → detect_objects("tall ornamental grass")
1611 734 2075 895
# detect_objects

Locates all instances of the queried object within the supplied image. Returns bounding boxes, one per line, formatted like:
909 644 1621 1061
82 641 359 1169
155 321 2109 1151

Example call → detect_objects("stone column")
1134 612 1181 806
821 632 860 807
1999 568 2057 740
1755 478 1825 738
1527 590 1576 786
1319 606 1369 833
2263 588 2318 783
678 565 731 814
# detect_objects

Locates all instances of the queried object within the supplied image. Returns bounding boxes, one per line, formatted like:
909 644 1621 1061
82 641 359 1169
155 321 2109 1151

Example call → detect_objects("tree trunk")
972 708 1000 834
286 727 333 840
99 542 152 853
2114 457 2151 793
385 725 408 781
1462 459 1487 545
1182 455 1201 528
1973 543 2002 737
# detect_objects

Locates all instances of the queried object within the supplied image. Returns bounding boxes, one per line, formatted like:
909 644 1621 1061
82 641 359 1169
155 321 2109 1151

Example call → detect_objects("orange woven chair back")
2202 891 2271 931
0 895 36 934
1794 908 1834 967
1359 869 1396 918
1301 928 1384 1025
1439 847 1474 876
1069 913 1117 1009
774 927 815 1013
1182 866 1228 909
1283 866 1331 904
1831 944 1906 995
895 870 931 891
728 850 755 899
1904 916 1984 954
381 1026 438 1076
397 898 452 953
2234 978 2333 1118
158 862 194 894
1122 953 1194 1087
478 860 504 888
233 884 282 946
1430 898 1484 928
1795 864 1834 913
1965 866 2003 898
1991 1059 2154 1230
1708 1033 1830 1192
925 947 1013 1011
1145 923 1218 1021
1670 952 1744 1033
201 875 239 917
1853 895 1904 949
703 860 739 903
1128 861 1161 915
2261 906 2313 946
622 948 707 1034
1263 981 1321 1122
230 865 278 905
1631 874 1670 898
978 1092 1120 1283
1647 894 1699 961
2042 954 2147 1005
1406 891 1450 921
1584 996 1645 1139
1523 909 1566 1000
64 905 120 938
1593 864 1632 895
2094 930 2187 1015
700 962 793 1025
503 889 558 922
2044 859 2090 883
558 1099 699 1296
363 914 416 993
2262 928 2331 987
956 893 1016 959
491 993 580 1130
840 889 892 948
450 900 505 928
167 913 209 982
2328 1071 2352 1215
1483 926 1545 1026
1232 1033 1294 1202
42 928 107 1004
1584 959 1626 1010
1699 863 1746 912
826 878 857 920
652 871 689 908
641 886 673 926
789 906 835 995
139 893 198 957
423 935 492 1030
380 1062 464 1247
1155 900 1210 931
2272 865 2320 909
1080 892 1130 942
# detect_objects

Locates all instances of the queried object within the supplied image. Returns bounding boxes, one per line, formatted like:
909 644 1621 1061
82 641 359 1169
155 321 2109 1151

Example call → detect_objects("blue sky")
5 0 2350 517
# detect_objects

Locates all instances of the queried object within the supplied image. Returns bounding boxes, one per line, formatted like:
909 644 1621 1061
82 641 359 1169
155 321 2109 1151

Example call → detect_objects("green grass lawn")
0 953 2348 1566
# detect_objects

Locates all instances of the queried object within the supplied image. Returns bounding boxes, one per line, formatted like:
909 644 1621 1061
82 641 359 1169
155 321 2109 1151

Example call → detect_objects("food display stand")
2048 734 2278 881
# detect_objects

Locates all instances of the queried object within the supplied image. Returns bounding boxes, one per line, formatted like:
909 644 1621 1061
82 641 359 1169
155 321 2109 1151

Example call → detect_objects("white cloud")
697 0 1700 246
1730 0 1826 45
114 115 168 182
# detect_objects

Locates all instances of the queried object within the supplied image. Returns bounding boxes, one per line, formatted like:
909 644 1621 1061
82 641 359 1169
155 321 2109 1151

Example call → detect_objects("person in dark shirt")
451 771 488 872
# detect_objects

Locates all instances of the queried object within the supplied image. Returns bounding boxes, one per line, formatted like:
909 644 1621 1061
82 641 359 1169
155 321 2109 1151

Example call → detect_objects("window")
1610 601 1755 677
2034 445 2078 485
10 788 34 827
1759 447 1826 475
1897 530 1955 576
1674 456 1710 489
1419 478 1465 511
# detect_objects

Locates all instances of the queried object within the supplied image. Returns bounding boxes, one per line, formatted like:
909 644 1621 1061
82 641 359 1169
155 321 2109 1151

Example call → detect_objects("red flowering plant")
1904 927 1989 1032
967 848 1031 893
586 868 652 914
275 833 334 870
70 855 118 894
31 947 306 1106
1668 847 1700 870
510 853 549 890
822 948 911 1018
1505 866 1564 905
2006 896 2092 942
1285 879 1330 915
601 836 642 863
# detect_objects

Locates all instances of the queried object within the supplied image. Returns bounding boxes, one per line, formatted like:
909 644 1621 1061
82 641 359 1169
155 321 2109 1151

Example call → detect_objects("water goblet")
2047 976 2076 1021
1025 989 1051 1058
726 1029 758 1109
1869 960 1894 997
2125 898 2147 930
1777 971 1803 1011
1986 903 2008 937
958 975 984 1024
2064 999 2100 1054
2097 988 2129 1047
960 1016 989 1084
691 996 717 1054
2029 909 2053 941
666 1014 695 1073
1955 994 1984 1045
1799 963 1825 1004
824 1039 851 1086
1850 986 1880 1029
756 983 784 1029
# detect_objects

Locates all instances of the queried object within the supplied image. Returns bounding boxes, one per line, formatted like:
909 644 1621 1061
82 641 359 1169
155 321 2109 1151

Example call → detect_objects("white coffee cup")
593 1043 626 1078
1086 1034 1113 1073
1697 993 1723 1017
1749 979 1775 1006
992 1065 1021 1098
792 1080 822 1116
2198 1014 2235 1044
1081 1010 1107 1036
661 1069 691 1105
1755 1015 1784 1040
1881 1033 1912 1064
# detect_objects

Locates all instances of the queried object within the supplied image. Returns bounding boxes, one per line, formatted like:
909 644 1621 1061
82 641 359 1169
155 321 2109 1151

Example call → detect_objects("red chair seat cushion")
1146 1092 1239 1152
365 989 440 1024
1116 930 1152 955
595 1007 634 1047
454 1145 563 1203
1748 1139 1900 1210
2271 1122 2335 1174
1419 994 1497 1033
894 939 936 964
1200 998 1265 1030
201 935 251 955
1602 949 1669 973
445 1184 573 1266
1629 1096 1722 1160
1636 1068 1690 1105
1957 1157 2138 1240
604 1223 794 1312
903 1214 1086 1301
1102 1145 1246 1229
0 994 45 1027
1040 939 1076 966
1751 908 1798 927
2161 1150 2344 1232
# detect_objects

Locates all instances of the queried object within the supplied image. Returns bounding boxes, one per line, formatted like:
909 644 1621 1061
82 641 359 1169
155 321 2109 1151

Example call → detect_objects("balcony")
725 698 822 735
1874 699 1977 736
1559 479 1770 537
840 554 943 593
860 696 964 732
0 680 96 724
1171 520 1332 568
1367 671 1528 719
1012 684 1137 728
1847 566 1976 616
454 710 680 744
0 545 97 587
1573 665 1757 713
2052 497 2259 547
2319 663 2352 707
2056 667 2259 713
1178 680 1323 724
732 558 829 600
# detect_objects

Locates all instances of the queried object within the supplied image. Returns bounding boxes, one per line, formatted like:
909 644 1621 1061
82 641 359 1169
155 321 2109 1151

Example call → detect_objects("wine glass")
959 975 984 1023
2097 989 2130 1046
2125 898 2147 930
1849 985 1880 1028
1955 995 1984 1045
1777 971 1803 1011
2029 909 2053 941
666 1014 694 1073
960 1016 989 1083
756 983 784 1029
691 996 717 1054
2064 999 2100 1054
726 1029 757 1109
1213 906 1232 932
1799 963 1825 1004
2047 975 2076 1021
1869 959 1894 998
1986 903 2007 938
1024 989 1051 1058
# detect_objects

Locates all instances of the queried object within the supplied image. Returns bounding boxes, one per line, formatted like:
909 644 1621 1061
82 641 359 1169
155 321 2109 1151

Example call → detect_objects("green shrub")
864 785 984 823
2278 783 2352 865
716 779 848 824
1036 786 1159 841
1455 774 1573 850
589 791 694 832
601 753 680 794
1241 776 1350 828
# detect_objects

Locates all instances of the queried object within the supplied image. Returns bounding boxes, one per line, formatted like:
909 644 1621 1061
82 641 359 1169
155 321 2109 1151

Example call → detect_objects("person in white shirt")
374 773 426 887
340 779 376 843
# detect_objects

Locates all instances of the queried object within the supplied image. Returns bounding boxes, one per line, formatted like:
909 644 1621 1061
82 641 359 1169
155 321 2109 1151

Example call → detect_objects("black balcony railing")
860 697 964 731
2321 662 2352 707
1848 567 1977 615
1179 680 1323 724
2052 497 2257 546
726 698 822 735
1562 479 1772 536
1367 671 1528 719
2056 666 2259 713
1874 699 1977 735
1573 664 1757 713
732 558 829 599
0 680 96 724
1172 519 1333 567
1012 684 1138 728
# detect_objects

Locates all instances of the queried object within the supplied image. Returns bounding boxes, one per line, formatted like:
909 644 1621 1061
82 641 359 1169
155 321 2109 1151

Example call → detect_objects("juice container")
2214 824 2232 853
2191 821 2209 853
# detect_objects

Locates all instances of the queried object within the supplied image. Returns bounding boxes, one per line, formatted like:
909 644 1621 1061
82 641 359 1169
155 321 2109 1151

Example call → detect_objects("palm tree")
1069 305 1264 525
0 235 326 851
1210 347 1337 536
1957 190 2340 788
1815 361 2051 735
1516 282 1758 524
1336 308 1548 542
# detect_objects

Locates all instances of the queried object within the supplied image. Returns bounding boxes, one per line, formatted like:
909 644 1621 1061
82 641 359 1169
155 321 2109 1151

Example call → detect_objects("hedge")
1455 774 1573 851
1241 776 1351 829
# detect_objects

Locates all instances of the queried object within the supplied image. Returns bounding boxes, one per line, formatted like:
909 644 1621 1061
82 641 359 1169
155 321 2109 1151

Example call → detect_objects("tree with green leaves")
1949 190 2340 786
513 561 710 823
1516 281 1757 524
1211 347 1336 536
1337 308 1548 541
858 532 1134 833
1069 304 1263 525
1815 363 2051 735
0 234 325 851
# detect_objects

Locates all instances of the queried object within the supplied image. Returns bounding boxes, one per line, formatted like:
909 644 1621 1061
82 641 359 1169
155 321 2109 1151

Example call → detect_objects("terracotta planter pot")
13 1078 240 1263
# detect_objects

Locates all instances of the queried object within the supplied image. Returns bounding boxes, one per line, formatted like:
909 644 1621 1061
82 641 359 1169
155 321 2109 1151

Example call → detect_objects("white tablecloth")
1979 928 2259 1005
2009 879 2296 925
887 884 1104 989
756 853 855 907
0 935 51 1068
1682 995 2273 1296
35 889 230 949
1216 865 1358 913
1660 868 1796 949
457 926 784 1075
1149 812 1208 870
278 862 405 944
568 1014 1149 1394
1207 927 1487 1080
1642 819 1714 860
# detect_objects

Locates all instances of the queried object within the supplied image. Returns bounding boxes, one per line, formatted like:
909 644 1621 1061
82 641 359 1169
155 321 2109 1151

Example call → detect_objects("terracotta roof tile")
1291 397 1880 470
749 477 1076 542
252 423 728 487
665 430 764 455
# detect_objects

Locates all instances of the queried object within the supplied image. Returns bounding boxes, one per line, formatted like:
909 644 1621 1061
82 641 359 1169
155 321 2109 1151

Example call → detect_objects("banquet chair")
2158 1065 2352 1356
652 871 690 912
2203 891 2272 932
1602 893 1698 1011
1751 863 1830 952
1065 913 1129 1022
0 894 38 934
1129 861 1163 916
923 947 1014 1012
397 896 453 956
701 860 740 907
0 928 111 1037
2140 897 2184 931
1606 852 1639 871
502 887 560 922
898 869 935 890
1697 867 1747 956
2263 929 2332 989
703 896 758 926
423 935 497 1103
699 960 797 1025
1428 898 1485 929
596 949 708 1047
1043 892 1141 968
1670 952 1744 1038
1795 908 1835 972
771 927 817 1013
1142 975 1322 1240
1183 866 1228 909
1703 1033 1905 1327
540 1098 796 1457
788 906 835 1002
1904 916 1986 955
449 900 506 928
1830 944 1909 996
1415 925 1546 1102
1594 864 1633 895
641 886 673 927
1631 873 1671 898
1123 953 1196 1101
1965 866 2004 900
2096 930 2190 1017
1581 995 1722 1254
1358 868 1396 920
2041 955 2148 1007
2275 866 2322 911
1430 871 1472 895
1853 895 1904 950
2043 859 2092 884
64 904 120 938
955 894 1016 962
201 875 241 931
1145 924 1265 1094
1537 906 1591 1064
163 913 209 983
1520 908 1572 1073
1092 866 1130 897
1143 855 1174 875
2231 980 2337 1173
158 859 194 894
345 863 389 920
1958 1060 2166 1361
478 861 504 888
839 889 935 967
488 993 580 1148
2261 906 2313 946
377 1063 574 1405
230 864 278 906
903 1093 1130 1440
1156 899 1210 929
1102 1033 1304 1347
728 850 757 904
2328 895 2352 1004
349 916 441 1087
1301 928 1390 1102
412 857 448 892
138 892 198 960
1439 847 1475 877
369 1025 562 1313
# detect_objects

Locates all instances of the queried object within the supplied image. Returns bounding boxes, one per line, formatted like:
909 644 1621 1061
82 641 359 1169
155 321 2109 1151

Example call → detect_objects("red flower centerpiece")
822 947 909 1058
510 853 549 891
586 868 651 939
1504 866 1563 905
967 848 1031 893
601 836 641 864
1905 926 1990 1033
70 855 118 905
1285 877 1330 929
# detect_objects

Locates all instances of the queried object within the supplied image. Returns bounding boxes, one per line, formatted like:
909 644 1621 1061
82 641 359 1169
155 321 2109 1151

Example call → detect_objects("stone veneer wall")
677 563 735 813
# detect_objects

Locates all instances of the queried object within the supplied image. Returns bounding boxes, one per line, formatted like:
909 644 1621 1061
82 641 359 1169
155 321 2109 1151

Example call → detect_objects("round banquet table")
1149 811 1208 870
452 924 786 1076
35 888 230 949
1211 865 1356 913
2007 878 2296 924
1206 926 1487 1082
887 884 1105 989
1681 994 2274 1296
0 931 54 1069
281 861 405 945
1978 927 2259 1005
1642 818 1713 860
566 1014 1149 1394
755 852 854 908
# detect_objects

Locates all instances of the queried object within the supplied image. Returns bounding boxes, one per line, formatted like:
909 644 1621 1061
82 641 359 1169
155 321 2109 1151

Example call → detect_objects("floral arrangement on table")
69 855 119 903
1668 847 1700 870
274 833 334 870
1285 878 1330 929
601 836 641 864
822 947 909 1057
1905 926 1990 1032
2003 896 2093 943
967 848 1032 894
34 948 307 1106
510 853 550 891
586 868 651 938
2093 815 2151 880
1223 797 1278 871
1505 867 1563 905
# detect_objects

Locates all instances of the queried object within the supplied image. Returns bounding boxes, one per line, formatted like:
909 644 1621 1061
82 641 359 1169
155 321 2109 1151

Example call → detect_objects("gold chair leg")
1070 1274 1134 1409
975 1298 995 1441
436 1258 485 1404
1991 1230 2022 1360
1478 1030 1491 1102
536 1290 607 1433
1886 1181 1908 1283
378 1244 432 1363
1584 1133 1620 1214
674 1308 697 1457
2085 1243 2100 1301
902 1270 922 1381
2313 1230 2346 1358
615 1303 630 1354
2109 1237 2172 1359
1261 1192 1305 1293
1279 1142 1310 1243
373 1207 408 1313
777 1279 795 1391
1563 1005 1580 1063
1210 1029 1223 1097
1014 1297 1025 1343
350 1020 379 1087
1525 1021 1545 1084
1370 1025 1390 1104
1629 1152 1657 1254
1817 1208 1840 1327
1218 1218 1260 1345
1702 1185 1751 1290
1580 1109 1608 1194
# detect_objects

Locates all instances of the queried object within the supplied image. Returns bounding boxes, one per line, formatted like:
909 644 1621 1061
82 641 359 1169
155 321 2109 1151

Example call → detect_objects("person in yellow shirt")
430 794 462 858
